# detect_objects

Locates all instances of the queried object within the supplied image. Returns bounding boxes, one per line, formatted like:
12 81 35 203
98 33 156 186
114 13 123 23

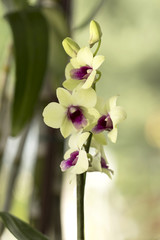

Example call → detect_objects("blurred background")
0 0 160 239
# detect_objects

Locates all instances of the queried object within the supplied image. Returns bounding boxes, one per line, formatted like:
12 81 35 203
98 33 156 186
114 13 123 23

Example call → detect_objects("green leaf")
0 212 49 240
6 8 48 136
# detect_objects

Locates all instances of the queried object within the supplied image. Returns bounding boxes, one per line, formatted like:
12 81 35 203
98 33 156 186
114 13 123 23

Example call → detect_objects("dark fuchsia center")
67 105 87 129
92 114 113 133
101 157 109 169
70 66 92 80
61 151 79 171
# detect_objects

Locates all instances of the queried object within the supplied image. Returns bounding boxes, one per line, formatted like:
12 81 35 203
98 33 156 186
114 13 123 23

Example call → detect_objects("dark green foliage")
0 212 49 240
6 8 48 136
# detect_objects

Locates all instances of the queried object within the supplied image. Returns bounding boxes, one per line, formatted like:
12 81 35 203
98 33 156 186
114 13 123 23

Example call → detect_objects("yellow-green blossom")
88 142 113 178
63 47 105 90
42 87 97 138
92 96 127 143
60 132 90 174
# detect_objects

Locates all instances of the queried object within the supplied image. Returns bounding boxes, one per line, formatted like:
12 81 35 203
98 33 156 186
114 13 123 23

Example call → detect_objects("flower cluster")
43 20 126 178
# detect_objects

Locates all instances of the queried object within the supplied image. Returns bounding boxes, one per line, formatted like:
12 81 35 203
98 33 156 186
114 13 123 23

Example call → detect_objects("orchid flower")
43 87 97 138
60 132 90 174
88 143 113 178
92 96 127 143
63 47 105 90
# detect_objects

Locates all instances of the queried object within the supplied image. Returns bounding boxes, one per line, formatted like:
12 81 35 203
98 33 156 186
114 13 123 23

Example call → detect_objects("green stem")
85 133 92 153
76 173 86 240
76 133 92 240
93 39 101 56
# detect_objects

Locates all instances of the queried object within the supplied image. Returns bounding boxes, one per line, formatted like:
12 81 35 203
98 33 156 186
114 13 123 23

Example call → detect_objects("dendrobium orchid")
89 141 113 178
60 132 90 174
42 19 127 240
89 150 113 178
92 96 127 143
42 87 97 138
42 19 126 179
63 47 105 90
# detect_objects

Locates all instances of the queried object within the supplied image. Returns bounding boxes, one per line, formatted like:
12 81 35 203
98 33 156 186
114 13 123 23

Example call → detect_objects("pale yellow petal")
87 107 100 119
60 117 74 138
82 70 96 89
84 108 100 129
69 131 90 149
101 147 109 163
73 82 84 90
56 87 72 107
83 122 95 132
73 87 97 108
70 57 81 68
71 150 88 174
43 102 65 128
102 168 113 179
107 96 118 111
90 154 102 172
92 55 105 69
65 62 73 79
95 97 106 114
68 132 80 149
105 97 115 113
93 133 107 145
77 47 93 66
110 106 127 126
77 132 90 149
108 128 118 143
63 79 79 91
64 148 74 159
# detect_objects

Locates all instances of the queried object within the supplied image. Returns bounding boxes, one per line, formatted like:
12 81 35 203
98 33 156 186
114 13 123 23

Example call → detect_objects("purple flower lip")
92 114 113 134
70 66 92 80
101 157 109 169
67 105 87 129
60 151 79 171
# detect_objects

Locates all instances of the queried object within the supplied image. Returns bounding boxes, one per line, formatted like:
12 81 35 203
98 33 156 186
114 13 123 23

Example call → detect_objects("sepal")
89 20 102 47
62 37 80 57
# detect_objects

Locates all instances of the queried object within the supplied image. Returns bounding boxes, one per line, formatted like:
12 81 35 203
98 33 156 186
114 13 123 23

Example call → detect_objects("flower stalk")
76 173 86 240
76 132 92 240
93 39 101 57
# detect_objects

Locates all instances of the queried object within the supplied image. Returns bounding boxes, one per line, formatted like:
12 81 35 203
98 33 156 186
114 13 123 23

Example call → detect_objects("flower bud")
89 20 102 47
62 37 80 57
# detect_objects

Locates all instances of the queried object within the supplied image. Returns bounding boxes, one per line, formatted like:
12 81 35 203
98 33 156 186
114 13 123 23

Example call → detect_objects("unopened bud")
89 20 102 47
62 37 80 57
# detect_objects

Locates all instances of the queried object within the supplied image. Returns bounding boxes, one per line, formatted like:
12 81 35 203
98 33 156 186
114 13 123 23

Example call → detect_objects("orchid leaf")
0 212 49 240
6 8 48 136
